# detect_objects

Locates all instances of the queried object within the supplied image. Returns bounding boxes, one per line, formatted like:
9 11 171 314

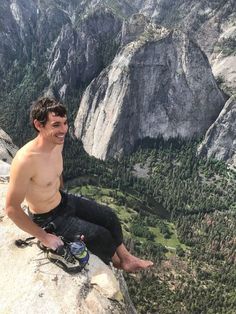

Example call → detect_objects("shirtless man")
5 97 153 272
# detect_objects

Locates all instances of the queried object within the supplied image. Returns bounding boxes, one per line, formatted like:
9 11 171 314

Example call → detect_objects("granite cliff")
198 95 236 166
135 0 236 94
47 6 122 100
0 128 18 164
74 15 226 159
0 0 235 162
0 0 123 144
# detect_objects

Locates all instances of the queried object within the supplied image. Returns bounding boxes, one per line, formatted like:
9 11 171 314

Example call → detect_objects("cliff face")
0 0 122 87
135 0 236 94
0 0 123 144
1 0 235 163
0 128 18 164
47 6 122 99
74 16 226 160
198 95 236 166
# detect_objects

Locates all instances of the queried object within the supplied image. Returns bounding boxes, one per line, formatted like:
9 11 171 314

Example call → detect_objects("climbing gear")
47 241 88 274
15 237 35 248
14 222 89 274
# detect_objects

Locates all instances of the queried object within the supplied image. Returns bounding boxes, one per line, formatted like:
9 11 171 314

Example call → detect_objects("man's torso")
18 140 63 213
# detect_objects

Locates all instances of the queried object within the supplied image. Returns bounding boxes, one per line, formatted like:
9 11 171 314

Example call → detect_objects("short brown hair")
30 97 67 132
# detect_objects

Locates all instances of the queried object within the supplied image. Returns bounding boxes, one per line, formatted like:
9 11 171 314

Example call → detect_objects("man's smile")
56 134 65 138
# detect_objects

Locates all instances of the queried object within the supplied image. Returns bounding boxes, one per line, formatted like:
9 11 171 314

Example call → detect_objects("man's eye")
53 124 60 127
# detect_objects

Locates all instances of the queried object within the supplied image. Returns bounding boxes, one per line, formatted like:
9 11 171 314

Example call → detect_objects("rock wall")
0 1 123 143
74 16 226 160
47 6 122 99
197 95 236 166
0 128 18 164
1 1 235 163
135 0 236 94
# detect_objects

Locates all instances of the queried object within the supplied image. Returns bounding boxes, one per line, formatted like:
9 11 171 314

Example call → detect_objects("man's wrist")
36 228 49 242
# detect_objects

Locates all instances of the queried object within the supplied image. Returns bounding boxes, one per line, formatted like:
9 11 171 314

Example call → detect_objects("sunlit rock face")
0 128 18 164
198 95 236 166
1 0 234 156
74 16 226 160
135 0 236 94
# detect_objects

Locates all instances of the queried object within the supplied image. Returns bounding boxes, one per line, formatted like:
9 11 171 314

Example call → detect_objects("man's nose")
61 124 68 133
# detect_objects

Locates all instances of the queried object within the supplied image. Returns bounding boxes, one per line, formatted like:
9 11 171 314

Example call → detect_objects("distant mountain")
0 0 234 161
0 0 123 144
136 0 236 94
198 95 236 165
74 14 226 159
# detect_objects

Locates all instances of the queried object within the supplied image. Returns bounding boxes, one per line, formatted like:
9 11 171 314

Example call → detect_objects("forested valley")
64 136 236 314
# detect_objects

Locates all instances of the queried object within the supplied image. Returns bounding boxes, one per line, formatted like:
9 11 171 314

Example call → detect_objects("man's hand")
40 233 64 250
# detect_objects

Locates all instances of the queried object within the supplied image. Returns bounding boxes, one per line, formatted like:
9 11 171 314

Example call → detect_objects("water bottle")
69 240 89 267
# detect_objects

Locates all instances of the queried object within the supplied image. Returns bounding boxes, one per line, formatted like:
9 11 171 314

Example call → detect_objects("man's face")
39 112 68 145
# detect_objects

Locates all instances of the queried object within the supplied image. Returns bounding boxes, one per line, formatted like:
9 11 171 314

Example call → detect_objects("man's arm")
5 154 63 250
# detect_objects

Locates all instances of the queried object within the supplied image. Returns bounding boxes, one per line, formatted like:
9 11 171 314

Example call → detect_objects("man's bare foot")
112 260 122 269
112 253 122 269
120 255 154 273
113 243 154 272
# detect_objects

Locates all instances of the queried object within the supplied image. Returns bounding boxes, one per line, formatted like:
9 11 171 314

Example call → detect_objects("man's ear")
33 119 43 132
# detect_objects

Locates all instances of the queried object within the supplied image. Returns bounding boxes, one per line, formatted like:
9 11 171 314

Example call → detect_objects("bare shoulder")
11 140 37 175
6 140 38 205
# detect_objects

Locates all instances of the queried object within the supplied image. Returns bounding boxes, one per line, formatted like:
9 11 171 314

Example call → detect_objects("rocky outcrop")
135 0 236 94
74 16 226 160
0 1 124 143
197 95 236 166
211 23 236 95
53 0 236 98
194 1 236 95
0 181 136 314
47 6 122 99
0 161 11 180
0 128 18 164
1 0 234 155
135 0 235 56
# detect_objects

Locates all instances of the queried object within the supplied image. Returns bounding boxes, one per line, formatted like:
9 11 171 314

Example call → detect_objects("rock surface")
0 0 123 143
0 181 136 314
74 16 226 160
0 160 11 178
197 95 236 166
0 128 18 163
135 0 236 94
0 0 235 163
47 6 122 99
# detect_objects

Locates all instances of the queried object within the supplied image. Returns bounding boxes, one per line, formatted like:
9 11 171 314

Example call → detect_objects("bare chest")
31 154 63 188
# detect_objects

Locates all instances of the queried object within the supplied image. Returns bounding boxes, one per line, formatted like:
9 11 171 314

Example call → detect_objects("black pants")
29 191 123 264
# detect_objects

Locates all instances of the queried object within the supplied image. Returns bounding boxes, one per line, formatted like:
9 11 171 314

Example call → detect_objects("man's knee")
95 226 115 246
102 205 120 224
87 226 117 262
